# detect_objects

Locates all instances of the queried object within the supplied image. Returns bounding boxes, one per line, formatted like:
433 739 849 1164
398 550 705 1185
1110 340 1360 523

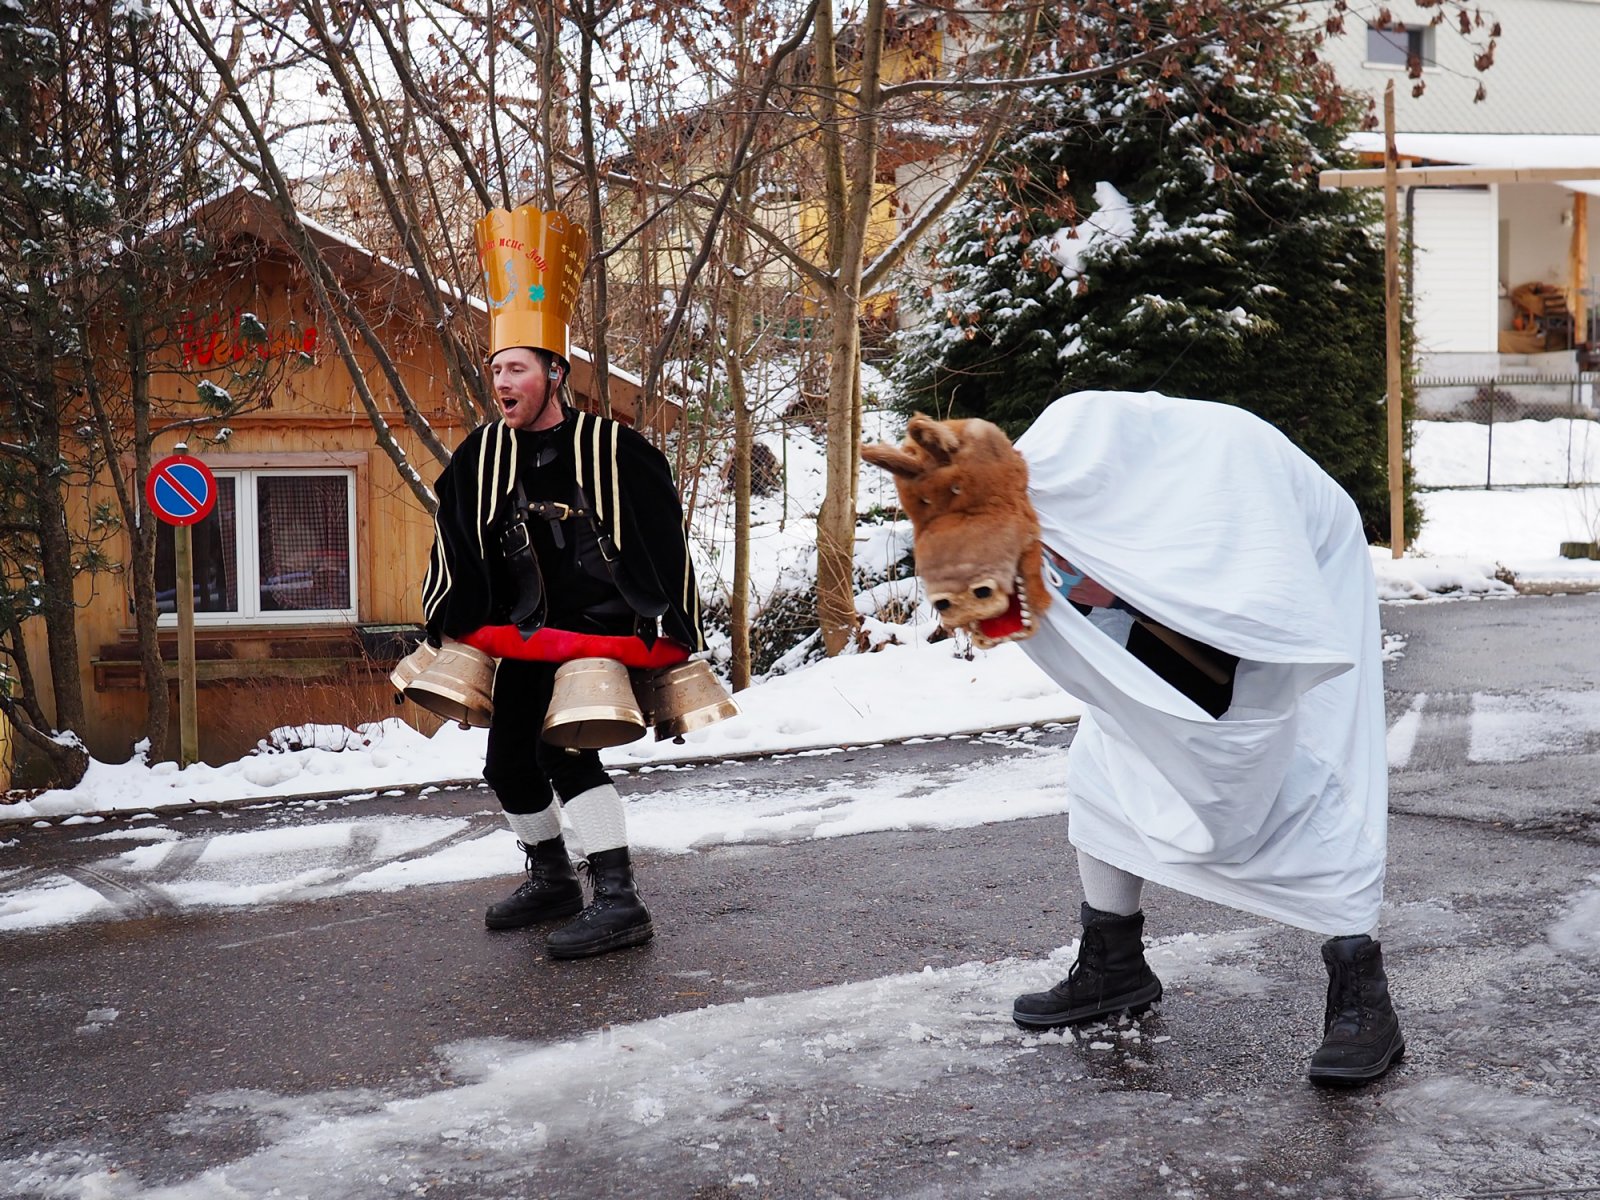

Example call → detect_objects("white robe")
1013 391 1386 935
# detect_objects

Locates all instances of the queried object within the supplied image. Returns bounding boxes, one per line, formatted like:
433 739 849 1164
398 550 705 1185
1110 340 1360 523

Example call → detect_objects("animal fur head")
861 415 1048 646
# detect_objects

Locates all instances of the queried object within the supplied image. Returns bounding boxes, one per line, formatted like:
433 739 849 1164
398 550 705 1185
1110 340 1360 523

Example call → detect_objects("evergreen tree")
895 9 1415 542
0 0 106 784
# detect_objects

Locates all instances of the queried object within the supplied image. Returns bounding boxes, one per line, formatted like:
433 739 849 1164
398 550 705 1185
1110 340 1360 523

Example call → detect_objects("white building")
1315 0 1600 412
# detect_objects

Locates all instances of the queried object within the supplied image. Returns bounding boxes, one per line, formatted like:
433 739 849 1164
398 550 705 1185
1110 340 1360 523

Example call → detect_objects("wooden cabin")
19 188 673 770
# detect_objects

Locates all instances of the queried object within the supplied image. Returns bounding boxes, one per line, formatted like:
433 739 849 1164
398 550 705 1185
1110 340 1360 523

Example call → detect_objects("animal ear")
861 442 925 480
906 414 960 465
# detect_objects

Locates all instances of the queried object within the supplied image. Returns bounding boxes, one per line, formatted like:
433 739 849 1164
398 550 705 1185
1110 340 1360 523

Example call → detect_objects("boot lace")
520 844 568 888
571 857 639 914
1061 928 1109 1001
1324 959 1373 1034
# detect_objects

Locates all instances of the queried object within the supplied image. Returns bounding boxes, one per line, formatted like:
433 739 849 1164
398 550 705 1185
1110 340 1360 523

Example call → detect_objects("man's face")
491 348 560 431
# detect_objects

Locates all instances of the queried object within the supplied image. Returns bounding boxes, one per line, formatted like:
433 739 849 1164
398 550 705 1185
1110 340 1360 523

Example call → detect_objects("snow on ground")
4 413 1599 827
1403 418 1600 592
1 636 1072 826
4 415 1600 1196
1412 416 1599 490
0 925 1265 1199
687 397 907 604
0 728 1077 932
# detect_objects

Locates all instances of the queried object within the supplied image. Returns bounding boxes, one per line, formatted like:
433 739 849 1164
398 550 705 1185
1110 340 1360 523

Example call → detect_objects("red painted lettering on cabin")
177 310 319 369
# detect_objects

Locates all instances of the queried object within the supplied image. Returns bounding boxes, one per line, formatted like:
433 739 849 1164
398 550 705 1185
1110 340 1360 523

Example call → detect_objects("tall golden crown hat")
474 205 589 362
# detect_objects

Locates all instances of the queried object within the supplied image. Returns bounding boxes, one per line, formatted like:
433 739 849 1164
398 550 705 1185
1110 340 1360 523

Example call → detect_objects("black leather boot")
546 847 654 959
1308 934 1406 1085
484 838 585 930
1013 903 1163 1028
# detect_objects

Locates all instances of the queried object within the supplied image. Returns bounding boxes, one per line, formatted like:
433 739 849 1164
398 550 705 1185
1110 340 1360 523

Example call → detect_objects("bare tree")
0 1 306 779
156 0 1498 669
163 0 528 512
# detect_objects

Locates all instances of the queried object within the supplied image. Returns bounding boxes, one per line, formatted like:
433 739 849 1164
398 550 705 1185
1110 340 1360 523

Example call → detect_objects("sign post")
146 451 217 766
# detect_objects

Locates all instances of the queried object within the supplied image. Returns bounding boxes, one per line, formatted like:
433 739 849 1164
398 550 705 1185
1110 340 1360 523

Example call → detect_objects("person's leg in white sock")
484 801 583 930
1013 849 1159 1027
503 805 562 847
1077 850 1144 916
562 784 629 856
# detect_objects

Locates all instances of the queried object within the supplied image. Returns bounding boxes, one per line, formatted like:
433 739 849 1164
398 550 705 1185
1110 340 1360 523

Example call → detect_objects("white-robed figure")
862 390 1403 1086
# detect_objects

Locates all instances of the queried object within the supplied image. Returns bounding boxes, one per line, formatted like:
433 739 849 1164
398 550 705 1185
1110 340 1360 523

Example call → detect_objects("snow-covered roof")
1342 132 1600 195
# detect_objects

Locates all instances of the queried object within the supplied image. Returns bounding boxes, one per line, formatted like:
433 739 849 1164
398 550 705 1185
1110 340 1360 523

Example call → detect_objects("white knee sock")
563 784 629 856
504 806 563 847
1078 850 1145 916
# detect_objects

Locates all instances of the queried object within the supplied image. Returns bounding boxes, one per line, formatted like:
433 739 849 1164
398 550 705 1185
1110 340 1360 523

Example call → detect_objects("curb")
0 778 486 833
0 718 1081 832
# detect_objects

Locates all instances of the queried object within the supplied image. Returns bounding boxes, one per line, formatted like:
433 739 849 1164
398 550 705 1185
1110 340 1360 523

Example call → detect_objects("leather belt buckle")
501 519 532 557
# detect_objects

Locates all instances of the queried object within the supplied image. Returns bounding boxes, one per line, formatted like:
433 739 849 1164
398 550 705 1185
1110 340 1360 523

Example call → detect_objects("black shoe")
547 847 654 959
1308 935 1406 1086
485 837 585 930
1013 903 1163 1028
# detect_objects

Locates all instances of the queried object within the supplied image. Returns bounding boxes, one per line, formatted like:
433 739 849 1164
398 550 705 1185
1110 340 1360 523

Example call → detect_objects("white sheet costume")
1013 391 1386 935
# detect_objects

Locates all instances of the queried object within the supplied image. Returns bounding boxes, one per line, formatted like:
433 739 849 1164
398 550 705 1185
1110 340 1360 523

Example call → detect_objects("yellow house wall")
795 181 903 315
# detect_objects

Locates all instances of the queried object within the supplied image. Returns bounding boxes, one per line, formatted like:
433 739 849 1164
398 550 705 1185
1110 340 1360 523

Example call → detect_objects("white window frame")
157 466 359 626
1363 23 1436 71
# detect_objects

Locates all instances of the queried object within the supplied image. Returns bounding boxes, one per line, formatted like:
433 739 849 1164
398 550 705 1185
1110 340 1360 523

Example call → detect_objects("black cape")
422 410 706 654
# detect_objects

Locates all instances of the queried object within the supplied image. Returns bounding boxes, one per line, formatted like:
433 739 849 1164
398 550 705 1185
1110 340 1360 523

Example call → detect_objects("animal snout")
931 584 995 612
927 578 1006 621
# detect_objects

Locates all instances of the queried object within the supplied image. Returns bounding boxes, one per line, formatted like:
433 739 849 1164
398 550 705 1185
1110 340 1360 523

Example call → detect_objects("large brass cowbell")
388 640 438 695
399 639 496 729
395 645 740 748
633 660 740 743
542 657 647 749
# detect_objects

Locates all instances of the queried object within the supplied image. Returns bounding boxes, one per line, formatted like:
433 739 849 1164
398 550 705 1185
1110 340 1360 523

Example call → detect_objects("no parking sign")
146 454 217 526
146 453 215 767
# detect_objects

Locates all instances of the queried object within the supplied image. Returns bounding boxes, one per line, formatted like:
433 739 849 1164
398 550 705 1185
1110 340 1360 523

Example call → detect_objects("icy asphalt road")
1 595 1599 1199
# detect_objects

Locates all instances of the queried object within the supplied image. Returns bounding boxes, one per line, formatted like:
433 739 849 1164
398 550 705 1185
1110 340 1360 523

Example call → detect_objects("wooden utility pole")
1383 83 1405 559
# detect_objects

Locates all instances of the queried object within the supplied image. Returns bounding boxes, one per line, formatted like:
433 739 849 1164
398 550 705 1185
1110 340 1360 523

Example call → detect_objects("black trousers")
1124 619 1238 720
483 659 611 815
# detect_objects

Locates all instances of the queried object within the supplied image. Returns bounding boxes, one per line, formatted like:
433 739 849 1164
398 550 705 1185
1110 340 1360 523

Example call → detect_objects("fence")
1413 374 1599 490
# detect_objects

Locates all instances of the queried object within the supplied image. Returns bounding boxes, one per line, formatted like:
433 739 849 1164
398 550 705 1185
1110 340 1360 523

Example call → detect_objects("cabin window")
156 468 357 623
1364 24 1433 69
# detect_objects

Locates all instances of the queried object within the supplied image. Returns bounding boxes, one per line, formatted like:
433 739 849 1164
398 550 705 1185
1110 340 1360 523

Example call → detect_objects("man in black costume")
421 206 706 959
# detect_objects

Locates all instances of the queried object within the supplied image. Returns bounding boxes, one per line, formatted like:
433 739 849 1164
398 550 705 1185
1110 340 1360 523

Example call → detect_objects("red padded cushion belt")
460 625 691 668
